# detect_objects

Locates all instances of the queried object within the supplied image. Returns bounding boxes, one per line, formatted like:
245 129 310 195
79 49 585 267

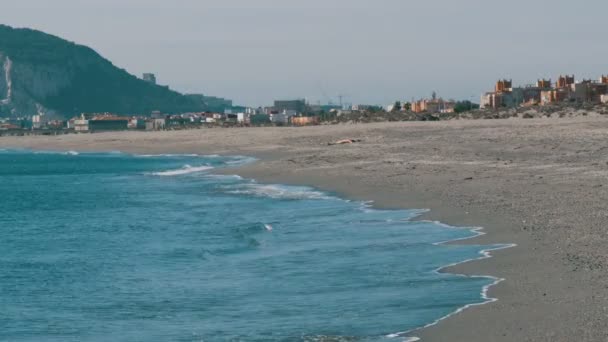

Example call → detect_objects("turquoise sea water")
0 150 501 341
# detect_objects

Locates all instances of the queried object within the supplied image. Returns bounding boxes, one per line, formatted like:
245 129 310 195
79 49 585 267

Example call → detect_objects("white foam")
224 156 257 166
150 164 214 176
225 183 335 200
204 174 244 181
33 150 80 155
137 153 199 158
401 338 420 342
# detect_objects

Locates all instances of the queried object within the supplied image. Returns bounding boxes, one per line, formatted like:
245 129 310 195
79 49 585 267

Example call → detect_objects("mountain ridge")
0 24 210 118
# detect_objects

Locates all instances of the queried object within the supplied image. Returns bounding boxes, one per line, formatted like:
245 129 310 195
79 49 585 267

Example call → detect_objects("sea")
0 150 506 342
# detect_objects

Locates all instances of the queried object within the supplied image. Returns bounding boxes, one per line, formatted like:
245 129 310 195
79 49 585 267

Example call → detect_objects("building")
142 73 157 84
571 81 591 102
495 79 512 93
73 115 90 132
145 118 166 131
274 99 307 114
128 118 146 130
32 114 46 129
88 115 129 132
246 107 265 115
484 75 608 107
481 80 518 109
556 75 575 89
352 104 381 111
291 116 320 126
517 87 543 105
250 114 271 125
411 98 455 113
541 88 571 105
537 79 552 89
0 123 20 130
480 93 497 109
236 113 250 124
601 94 608 104
269 112 290 124
587 83 608 102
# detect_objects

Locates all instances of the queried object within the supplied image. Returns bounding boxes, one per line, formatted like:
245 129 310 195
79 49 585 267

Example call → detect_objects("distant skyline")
2 0 607 107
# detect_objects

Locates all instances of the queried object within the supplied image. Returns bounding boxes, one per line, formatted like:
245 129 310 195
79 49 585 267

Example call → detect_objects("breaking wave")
224 183 336 200
149 164 214 176
136 153 200 158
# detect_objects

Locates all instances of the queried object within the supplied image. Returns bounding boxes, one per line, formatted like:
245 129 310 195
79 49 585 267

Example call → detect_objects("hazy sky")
1 0 607 106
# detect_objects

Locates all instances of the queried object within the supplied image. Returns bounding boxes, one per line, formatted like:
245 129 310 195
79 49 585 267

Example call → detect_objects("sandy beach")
2 117 608 341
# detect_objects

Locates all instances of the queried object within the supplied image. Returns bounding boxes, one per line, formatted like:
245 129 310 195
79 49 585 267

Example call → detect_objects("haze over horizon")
2 0 607 107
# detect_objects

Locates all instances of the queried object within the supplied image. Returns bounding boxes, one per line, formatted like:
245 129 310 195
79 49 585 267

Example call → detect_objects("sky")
1 0 607 107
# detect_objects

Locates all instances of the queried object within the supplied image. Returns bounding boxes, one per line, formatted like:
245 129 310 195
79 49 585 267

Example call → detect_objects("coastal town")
4 2 608 341
2 72 608 136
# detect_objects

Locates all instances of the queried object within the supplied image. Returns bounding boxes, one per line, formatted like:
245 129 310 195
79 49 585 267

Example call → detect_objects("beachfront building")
250 114 271 125
484 75 608 107
73 115 89 132
291 116 320 126
145 118 166 130
236 113 250 124
32 114 47 129
556 75 575 89
88 115 129 132
270 113 288 124
411 97 456 114
479 79 544 109
0 123 20 130
481 80 512 109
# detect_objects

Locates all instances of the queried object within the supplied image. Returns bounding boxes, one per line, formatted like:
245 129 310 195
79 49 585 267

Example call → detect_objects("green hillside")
0 25 208 116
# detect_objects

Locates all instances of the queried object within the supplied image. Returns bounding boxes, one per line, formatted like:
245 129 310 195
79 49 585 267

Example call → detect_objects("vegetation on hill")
0 25 207 117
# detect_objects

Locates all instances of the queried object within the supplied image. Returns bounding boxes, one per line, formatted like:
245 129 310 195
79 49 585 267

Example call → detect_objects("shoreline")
218 163 517 341
1 147 515 341
219 155 518 341
2 117 608 341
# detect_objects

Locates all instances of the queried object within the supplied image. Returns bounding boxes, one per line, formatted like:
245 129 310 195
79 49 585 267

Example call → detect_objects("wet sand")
2 117 608 341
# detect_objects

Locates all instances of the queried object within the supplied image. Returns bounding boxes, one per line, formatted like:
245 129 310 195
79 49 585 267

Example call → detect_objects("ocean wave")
203 174 244 181
224 156 257 166
224 183 335 200
32 150 80 156
149 164 214 176
136 153 200 158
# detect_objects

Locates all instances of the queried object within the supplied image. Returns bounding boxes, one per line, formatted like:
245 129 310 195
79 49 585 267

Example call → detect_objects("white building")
236 113 250 124
269 113 289 124
32 114 46 129
73 119 89 132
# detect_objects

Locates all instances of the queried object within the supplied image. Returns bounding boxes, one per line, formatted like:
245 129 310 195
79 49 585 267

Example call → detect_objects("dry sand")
2 117 608 341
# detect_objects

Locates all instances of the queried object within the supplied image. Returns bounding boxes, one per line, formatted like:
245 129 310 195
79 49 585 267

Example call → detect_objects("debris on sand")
328 139 362 146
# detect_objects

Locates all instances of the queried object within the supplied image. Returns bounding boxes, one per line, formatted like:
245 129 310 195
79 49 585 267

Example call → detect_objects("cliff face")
0 25 207 118
0 53 71 117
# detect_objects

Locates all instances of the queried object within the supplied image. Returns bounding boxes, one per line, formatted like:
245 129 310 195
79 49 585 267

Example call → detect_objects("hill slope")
0 25 208 117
